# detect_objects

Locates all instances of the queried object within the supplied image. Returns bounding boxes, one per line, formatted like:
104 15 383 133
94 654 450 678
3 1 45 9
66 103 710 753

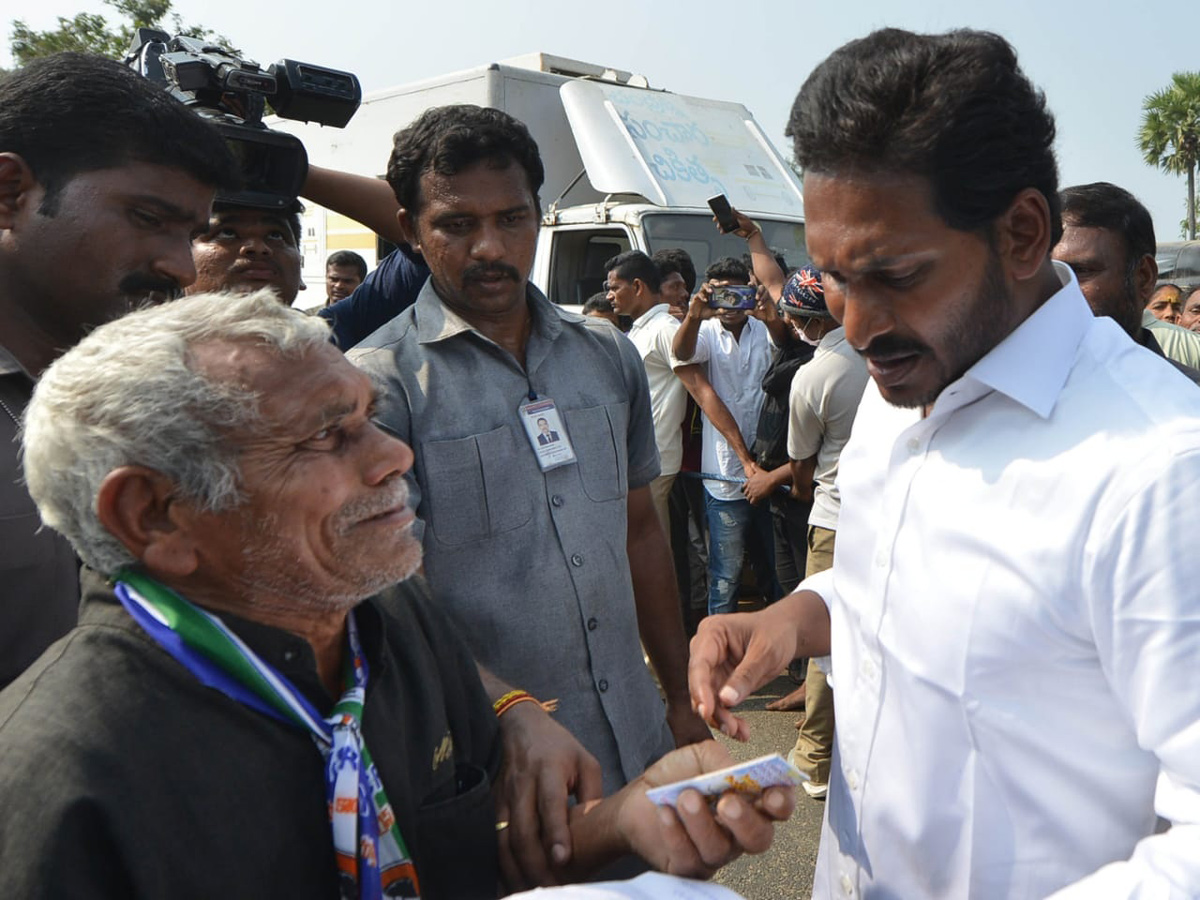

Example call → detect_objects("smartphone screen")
707 194 739 233
709 285 757 310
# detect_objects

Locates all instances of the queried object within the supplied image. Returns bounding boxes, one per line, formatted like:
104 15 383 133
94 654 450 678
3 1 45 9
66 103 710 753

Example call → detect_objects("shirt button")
860 658 876 680
840 873 854 895
551 495 564 508
587 617 598 631
847 769 860 790
598 679 609 692
571 553 584 567
282 650 296 662
874 550 887 567
906 437 921 454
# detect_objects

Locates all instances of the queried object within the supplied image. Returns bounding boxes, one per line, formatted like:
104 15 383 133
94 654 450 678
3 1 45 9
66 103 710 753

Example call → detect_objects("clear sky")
5 0 1197 242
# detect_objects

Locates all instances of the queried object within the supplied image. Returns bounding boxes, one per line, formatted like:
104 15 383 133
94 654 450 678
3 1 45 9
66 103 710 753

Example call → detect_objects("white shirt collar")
948 260 1091 420
629 303 671 331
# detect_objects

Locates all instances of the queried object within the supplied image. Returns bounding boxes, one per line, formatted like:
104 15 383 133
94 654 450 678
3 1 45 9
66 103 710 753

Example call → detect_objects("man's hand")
741 467 777 505
748 282 777 322
495 702 603 890
666 698 713 747
688 600 815 741
615 741 795 878
739 457 761 481
728 208 762 241
686 283 720 321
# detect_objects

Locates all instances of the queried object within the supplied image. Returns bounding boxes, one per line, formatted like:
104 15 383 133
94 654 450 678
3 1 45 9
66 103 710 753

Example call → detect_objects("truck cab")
535 202 808 309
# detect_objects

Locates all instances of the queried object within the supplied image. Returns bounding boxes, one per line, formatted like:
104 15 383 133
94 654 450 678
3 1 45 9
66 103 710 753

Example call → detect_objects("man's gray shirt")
350 281 673 792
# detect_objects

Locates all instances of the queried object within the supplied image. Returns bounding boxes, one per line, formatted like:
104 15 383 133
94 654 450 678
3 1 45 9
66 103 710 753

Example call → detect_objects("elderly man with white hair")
0 290 794 899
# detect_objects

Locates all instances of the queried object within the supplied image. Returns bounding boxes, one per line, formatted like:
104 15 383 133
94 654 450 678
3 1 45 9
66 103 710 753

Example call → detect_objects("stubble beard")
893 252 1013 409
236 479 423 614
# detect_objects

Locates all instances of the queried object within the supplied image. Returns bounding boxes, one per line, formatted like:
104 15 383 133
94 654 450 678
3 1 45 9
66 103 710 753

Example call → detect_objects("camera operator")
0 52 236 690
186 201 304 306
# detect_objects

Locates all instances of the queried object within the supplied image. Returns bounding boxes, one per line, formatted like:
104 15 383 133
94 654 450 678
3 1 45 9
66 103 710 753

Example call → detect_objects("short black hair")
706 256 750 283
326 250 368 280
582 292 615 314
787 29 1061 246
0 52 237 215
1059 182 1155 270
652 248 697 293
605 250 661 292
387 104 545 218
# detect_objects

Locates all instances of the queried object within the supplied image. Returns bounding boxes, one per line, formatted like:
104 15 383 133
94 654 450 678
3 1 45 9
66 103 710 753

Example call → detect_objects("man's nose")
837 285 893 351
241 233 272 256
157 237 198 289
364 419 414 485
470 222 506 261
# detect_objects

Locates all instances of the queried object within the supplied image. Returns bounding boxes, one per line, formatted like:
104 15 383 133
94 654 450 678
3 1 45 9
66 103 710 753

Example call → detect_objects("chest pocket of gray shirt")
564 402 629 503
421 425 533 546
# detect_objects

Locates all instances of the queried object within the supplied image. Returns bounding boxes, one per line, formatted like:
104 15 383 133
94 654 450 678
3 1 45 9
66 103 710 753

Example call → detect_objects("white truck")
273 53 808 304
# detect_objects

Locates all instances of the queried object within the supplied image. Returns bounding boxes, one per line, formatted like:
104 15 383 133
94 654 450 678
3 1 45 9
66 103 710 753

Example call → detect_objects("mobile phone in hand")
707 194 739 233
708 285 758 310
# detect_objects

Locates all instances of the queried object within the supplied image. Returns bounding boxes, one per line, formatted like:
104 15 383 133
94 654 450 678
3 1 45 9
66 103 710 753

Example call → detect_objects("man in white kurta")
688 26 1200 899
807 262 1200 897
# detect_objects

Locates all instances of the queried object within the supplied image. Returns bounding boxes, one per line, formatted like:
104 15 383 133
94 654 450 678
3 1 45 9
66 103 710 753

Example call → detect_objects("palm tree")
1140 72 1200 240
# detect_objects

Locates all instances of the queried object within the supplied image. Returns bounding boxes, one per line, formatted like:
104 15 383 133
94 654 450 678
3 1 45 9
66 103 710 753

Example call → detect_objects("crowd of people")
0 23 1197 900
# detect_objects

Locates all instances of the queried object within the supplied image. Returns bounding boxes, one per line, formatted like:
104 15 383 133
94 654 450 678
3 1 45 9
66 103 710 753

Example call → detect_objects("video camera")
126 28 361 211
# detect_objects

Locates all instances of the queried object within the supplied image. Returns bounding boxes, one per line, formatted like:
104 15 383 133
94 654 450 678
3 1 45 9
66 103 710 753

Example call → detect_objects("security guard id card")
644 753 808 808
519 397 577 471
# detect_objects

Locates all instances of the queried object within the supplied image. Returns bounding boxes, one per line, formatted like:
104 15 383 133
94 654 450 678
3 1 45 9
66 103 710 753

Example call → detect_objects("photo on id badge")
519 398 577 471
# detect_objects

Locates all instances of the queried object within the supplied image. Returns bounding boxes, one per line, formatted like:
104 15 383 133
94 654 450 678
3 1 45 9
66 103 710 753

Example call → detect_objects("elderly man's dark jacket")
0 572 501 899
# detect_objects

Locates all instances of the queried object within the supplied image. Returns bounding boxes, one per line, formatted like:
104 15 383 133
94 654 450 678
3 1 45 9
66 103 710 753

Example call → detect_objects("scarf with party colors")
114 568 421 900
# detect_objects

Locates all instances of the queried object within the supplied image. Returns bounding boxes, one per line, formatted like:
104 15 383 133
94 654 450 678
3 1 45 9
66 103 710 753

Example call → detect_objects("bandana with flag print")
114 568 421 900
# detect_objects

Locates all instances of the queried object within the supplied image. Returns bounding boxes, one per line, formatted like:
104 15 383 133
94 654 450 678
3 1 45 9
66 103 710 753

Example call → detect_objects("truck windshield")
642 213 809 280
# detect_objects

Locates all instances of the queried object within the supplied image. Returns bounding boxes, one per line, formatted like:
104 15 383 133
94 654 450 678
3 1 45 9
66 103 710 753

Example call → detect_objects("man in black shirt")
0 53 236 691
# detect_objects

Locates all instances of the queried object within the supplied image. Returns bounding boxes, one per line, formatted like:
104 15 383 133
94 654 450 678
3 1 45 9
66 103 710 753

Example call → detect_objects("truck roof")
271 53 803 220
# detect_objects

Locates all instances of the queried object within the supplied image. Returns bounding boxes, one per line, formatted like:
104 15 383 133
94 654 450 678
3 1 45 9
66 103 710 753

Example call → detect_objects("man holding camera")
0 52 235 690
673 257 788 616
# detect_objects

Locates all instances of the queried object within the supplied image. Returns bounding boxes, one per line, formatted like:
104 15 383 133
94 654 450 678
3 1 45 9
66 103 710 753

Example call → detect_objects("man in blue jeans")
674 257 788 615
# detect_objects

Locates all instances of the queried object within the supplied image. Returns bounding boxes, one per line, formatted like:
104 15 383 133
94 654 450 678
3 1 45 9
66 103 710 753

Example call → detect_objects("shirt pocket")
414 762 498 897
564 402 629 503
421 426 533 546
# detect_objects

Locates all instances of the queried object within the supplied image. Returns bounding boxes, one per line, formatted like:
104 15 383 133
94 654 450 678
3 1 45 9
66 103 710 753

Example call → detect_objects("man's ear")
397 208 420 253
996 187 1054 283
96 466 200 578
1133 253 1159 308
0 152 39 230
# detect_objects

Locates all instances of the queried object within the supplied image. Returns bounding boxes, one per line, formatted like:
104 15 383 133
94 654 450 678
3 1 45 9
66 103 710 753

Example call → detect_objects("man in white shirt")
605 250 757 535
674 258 789 616
689 27 1200 899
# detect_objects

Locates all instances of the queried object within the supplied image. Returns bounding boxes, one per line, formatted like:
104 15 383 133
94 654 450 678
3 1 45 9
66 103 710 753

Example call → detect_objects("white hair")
22 290 333 574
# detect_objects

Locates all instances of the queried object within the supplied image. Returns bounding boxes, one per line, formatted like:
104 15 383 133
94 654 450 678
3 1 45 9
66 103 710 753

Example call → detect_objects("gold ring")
495 820 510 832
